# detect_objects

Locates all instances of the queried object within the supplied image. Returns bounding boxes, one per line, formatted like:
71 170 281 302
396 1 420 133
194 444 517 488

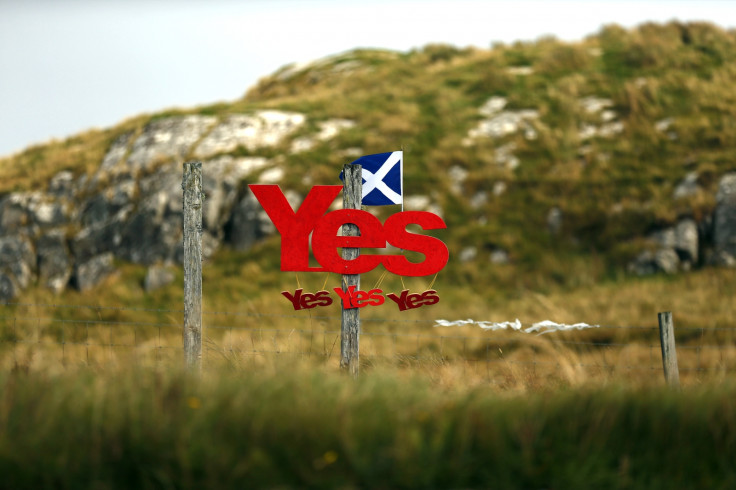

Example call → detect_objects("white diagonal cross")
361 151 402 204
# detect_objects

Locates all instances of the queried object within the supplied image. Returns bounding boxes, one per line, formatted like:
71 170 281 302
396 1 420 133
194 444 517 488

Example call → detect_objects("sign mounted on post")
249 151 449 312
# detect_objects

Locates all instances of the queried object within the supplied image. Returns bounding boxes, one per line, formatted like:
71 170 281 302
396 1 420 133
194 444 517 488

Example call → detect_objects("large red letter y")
248 185 342 271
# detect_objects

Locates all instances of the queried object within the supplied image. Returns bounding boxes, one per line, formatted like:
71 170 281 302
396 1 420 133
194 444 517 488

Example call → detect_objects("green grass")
0 366 735 489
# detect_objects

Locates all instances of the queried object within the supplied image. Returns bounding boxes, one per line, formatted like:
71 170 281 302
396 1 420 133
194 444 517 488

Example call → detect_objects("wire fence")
2 301 736 385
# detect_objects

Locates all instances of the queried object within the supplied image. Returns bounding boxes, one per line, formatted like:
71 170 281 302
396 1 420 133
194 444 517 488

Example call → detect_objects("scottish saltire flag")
339 151 403 206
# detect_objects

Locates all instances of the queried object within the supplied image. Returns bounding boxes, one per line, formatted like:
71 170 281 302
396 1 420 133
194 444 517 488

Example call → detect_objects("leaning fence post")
341 163 362 377
658 311 680 387
182 161 203 370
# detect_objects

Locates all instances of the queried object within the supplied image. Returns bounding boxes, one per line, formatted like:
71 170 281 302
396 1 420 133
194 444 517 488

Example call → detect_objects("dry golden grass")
5 263 736 390
3 265 735 391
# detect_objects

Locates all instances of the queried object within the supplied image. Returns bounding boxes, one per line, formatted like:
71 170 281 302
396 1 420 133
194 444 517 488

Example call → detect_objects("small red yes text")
281 288 439 311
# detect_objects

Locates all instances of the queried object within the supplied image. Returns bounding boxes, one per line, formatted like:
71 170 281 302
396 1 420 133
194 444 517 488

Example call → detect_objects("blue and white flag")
339 151 403 206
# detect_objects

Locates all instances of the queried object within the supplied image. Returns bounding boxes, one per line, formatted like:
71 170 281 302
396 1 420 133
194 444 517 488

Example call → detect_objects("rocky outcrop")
127 116 217 173
291 119 356 153
714 173 736 264
194 112 305 158
625 172 736 275
628 218 699 275
3 91 736 301
673 172 700 200
464 96 540 144
74 253 115 291
578 97 624 140
0 235 35 300
0 110 358 299
37 231 72 293
225 194 269 251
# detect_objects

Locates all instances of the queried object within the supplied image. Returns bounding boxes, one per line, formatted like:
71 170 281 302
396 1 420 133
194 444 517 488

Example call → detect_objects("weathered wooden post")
182 161 203 370
341 163 362 376
658 311 680 387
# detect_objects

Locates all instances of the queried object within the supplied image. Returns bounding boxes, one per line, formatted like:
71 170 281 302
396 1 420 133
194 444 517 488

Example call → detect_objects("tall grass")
0 365 735 489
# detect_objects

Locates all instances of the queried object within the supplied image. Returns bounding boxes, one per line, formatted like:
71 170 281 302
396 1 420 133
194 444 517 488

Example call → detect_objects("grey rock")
650 218 698 264
0 194 31 233
144 265 175 292
459 247 477 262
655 248 680 274
469 191 488 210
291 119 355 153
0 235 36 289
579 121 624 140
655 118 677 139
138 164 182 218
466 108 539 141
547 207 563 235
714 173 736 262
655 117 674 132
463 96 540 144
448 166 468 194
494 142 519 170
0 274 17 302
490 249 510 264
580 96 614 114
674 218 698 263
117 203 180 265
628 251 658 276
72 205 133 262
257 167 284 184
225 193 269 251
81 195 117 228
27 199 67 228
577 97 623 140
138 162 181 197
479 96 507 116
709 249 736 267
629 248 680 276
673 171 700 200
107 179 138 207
37 231 72 293
193 111 305 158
74 253 115 291
224 188 300 251
201 156 268 235
127 116 217 173
506 66 534 76
202 231 220 260
99 132 133 173
403 195 432 211
0 192 68 233
48 171 75 196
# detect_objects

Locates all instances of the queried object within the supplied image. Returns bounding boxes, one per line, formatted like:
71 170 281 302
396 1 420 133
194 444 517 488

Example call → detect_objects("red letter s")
383 212 449 277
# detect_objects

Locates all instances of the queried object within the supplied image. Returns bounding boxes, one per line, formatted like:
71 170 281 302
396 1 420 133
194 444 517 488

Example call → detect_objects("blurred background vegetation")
2 21 736 488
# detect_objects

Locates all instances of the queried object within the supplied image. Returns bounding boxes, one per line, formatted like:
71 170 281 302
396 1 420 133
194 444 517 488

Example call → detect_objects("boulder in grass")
144 265 175 292
74 253 115 291
714 173 736 263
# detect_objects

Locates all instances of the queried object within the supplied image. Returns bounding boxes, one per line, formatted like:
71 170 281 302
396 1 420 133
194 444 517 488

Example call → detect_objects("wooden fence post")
182 161 203 370
341 163 362 377
658 311 680 387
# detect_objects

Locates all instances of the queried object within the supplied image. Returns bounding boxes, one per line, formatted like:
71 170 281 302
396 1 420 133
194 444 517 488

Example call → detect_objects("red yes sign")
249 185 449 276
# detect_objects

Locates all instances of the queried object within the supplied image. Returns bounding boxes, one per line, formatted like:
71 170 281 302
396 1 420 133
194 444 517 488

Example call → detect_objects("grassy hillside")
0 22 735 367
3 22 736 293
2 22 736 488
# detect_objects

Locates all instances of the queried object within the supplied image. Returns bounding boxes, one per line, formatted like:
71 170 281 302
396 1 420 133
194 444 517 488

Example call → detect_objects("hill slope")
1 21 736 302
